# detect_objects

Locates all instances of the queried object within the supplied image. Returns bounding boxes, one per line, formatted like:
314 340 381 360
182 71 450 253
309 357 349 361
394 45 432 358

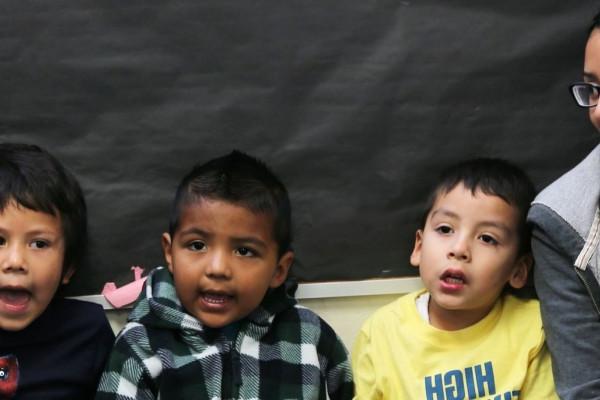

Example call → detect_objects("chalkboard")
1 1 598 296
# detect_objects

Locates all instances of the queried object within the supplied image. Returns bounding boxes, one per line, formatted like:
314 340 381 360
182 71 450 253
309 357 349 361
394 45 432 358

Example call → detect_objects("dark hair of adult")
0 143 87 271
168 150 292 256
590 10 600 35
420 158 536 256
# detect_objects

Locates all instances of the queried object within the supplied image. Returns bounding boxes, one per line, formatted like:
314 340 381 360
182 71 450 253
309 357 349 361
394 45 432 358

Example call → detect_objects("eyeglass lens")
572 83 600 107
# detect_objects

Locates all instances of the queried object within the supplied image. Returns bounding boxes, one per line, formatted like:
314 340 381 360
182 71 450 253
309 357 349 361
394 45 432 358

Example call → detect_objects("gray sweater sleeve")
531 205 600 400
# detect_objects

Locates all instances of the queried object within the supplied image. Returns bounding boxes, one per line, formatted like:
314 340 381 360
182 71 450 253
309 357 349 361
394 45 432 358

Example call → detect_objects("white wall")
299 294 401 349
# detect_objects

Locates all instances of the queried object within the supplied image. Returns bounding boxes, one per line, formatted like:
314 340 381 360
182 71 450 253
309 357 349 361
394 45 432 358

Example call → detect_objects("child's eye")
30 240 50 249
479 234 498 245
187 241 206 252
434 225 453 235
0 237 5 246
235 247 256 257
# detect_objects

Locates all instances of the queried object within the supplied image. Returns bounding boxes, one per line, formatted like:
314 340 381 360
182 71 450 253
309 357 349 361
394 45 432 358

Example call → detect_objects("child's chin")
0 316 35 332
198 315 232 329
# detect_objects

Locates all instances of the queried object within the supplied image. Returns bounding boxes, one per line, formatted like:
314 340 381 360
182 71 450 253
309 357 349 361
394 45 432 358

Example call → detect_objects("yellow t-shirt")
352 290 557 399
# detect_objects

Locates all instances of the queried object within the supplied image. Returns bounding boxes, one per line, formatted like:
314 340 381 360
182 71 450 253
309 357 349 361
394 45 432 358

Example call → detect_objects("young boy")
96 151 354 400
0 143 115 399
352 158 557 399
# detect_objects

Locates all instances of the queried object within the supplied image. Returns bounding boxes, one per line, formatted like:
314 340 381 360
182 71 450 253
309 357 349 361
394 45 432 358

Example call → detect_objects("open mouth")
201 291 233 305
441 270 466 285
0 288 31 312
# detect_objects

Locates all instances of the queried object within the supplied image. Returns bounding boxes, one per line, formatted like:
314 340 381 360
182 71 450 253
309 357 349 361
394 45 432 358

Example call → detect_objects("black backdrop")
1 1 598 296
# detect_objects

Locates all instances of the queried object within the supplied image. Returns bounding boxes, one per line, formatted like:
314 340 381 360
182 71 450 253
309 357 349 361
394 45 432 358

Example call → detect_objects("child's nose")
204 250 231 279
447 236 470 262
1 244 28 273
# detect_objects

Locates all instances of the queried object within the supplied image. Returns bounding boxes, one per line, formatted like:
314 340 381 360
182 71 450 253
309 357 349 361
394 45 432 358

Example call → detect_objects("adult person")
528 10 600 400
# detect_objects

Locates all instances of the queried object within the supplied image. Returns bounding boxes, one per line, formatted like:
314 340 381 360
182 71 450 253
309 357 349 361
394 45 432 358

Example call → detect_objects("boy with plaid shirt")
96 151 353 400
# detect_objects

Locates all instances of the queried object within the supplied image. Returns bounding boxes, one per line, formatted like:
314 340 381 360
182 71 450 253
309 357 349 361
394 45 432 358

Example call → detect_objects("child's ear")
508 253 532 289
409 230 423 269
269 250 294 289
161 233 174 273
61 265 76 285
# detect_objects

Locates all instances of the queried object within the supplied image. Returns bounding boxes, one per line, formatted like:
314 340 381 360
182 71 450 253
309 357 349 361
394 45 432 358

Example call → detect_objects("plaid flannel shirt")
96 267 354 400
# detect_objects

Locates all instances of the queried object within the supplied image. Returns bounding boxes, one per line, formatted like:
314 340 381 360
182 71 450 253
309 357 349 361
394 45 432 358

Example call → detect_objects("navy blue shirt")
0 298 115 399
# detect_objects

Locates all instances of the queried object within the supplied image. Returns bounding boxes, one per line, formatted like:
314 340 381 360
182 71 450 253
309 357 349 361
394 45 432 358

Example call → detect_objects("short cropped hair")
0 143 87 270
168 150 292 256
420 158 536 255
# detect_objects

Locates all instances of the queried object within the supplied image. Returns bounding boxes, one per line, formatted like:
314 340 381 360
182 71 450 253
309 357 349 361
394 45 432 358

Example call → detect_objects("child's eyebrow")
475 221 513 235
178 227 211 237
430 209 513 234
26 229 61 237
429 208 459 220
178 228 268 249
230 237 267 250
0 227 59 236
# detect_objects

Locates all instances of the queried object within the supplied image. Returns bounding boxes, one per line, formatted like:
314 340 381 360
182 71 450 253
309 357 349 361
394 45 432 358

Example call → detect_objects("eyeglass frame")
570 81 600 108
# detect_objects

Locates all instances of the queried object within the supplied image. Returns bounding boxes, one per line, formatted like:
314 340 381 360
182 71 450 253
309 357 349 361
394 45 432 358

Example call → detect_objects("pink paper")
102 266 147 308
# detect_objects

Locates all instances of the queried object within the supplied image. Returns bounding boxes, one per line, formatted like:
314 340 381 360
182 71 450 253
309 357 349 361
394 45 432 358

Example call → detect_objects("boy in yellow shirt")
352 158 557 399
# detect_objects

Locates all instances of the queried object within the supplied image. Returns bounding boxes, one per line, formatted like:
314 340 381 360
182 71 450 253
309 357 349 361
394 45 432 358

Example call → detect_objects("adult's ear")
508 253 532 289
269 250 294 289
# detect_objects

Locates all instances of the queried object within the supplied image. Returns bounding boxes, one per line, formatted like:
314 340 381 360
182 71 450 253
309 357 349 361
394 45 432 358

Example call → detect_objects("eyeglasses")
570 82 600 107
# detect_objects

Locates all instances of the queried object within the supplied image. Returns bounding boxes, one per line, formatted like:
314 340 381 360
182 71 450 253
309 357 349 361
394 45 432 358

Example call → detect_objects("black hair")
0 143 87 271
420 158 536 256
589 9 600 35
168 150 292 256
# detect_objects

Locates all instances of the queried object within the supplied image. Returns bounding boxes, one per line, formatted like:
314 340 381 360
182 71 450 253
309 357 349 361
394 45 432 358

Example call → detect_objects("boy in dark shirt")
0 143 114 399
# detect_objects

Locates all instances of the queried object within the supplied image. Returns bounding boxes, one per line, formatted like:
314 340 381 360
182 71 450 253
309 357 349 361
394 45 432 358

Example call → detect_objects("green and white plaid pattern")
96 267 354 400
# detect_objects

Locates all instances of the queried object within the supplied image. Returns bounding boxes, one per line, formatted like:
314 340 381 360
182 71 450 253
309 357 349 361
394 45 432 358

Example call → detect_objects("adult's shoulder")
529 144 600 242
531 145 600 219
